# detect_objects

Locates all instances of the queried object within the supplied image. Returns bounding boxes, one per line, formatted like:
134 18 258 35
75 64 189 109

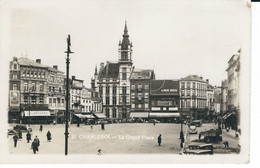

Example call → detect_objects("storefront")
22 110 53 124
150 80 180 123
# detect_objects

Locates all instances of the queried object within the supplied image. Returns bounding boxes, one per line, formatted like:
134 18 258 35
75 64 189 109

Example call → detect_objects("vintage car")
189 125 198 134
148 119 160 123
191 120 203 127
13 125 32 132
8 129 17 135
184 143 213 155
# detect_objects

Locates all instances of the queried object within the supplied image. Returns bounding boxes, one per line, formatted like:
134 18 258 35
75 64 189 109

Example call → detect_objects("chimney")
72 76 75 80
36 59 41 64
206 79 209 83
53 65 58 70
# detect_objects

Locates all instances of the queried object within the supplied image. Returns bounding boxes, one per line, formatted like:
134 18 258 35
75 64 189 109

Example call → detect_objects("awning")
74 114 95 119
24 111 50 117
130 112 149 118
149 112 180 118
93 113 107 119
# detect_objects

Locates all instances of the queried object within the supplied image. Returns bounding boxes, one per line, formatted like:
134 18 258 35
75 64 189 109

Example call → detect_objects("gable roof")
130 68 154 80
18 57 48 68
98 62 119 79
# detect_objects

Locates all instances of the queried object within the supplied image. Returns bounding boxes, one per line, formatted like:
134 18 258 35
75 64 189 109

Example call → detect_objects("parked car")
189 125 198 134
191 120 203 127
184 143 213 155
133 118 144 123
8 129 17 135
148 119 160 123
13 125 31 132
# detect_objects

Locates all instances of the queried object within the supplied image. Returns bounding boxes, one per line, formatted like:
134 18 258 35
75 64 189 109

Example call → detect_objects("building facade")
150 80 180 123
92 22 133 119
179 75 207 121
129 68 155 119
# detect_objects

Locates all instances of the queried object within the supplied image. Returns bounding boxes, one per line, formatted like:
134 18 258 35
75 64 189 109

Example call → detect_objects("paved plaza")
8 123 239 155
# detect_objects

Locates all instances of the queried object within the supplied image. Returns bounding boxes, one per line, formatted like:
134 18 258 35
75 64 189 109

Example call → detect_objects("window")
122 68 127 80
144 93 149 98
106 108 110 118
38 72 41 78
49 98 52 105
122 52 128 60
39 97 44 104
42 72 45 78
57 98 60 104
49 86 52 92
122 108 127 118
187 82 190 89
22 71 26 77
34 72 37 78
181 82 185 88
24 82 28 91
30 72 34 77
187 90 190 96
138 93 142 100
40 83 44 92
24 96 28 104
131 103 135 109
59 87 61 93
113 96 116 105
31 82 36 91
138 84 142 90
145 102 149 109
192 100 196 108
13 64 17 70
113 86 117 95
62 99 64 104
131 84 135 90
122 86 127 94
31 96 36 104
13 84 18 91
112 108 117 118
99 86 103 95
53 98 56 106
186 99 190 108
193 82 196 88
138 104 142 108
106 96 110 105
181 90 185 96
145 84 149 90
106 86 110 95
13 74 17 79
182 99 185 108
26 71 30 77
122 96 126 105
52 87 55 92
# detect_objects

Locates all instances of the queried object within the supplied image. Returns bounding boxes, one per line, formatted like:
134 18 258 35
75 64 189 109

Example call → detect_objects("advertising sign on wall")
10 91 20 106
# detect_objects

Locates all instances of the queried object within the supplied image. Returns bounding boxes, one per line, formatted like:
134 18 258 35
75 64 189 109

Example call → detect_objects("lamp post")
64 35 73 155
180 96 184 139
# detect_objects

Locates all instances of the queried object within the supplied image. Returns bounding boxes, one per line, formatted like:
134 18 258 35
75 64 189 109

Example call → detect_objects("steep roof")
98 62 119 79
130 68 154 80
181 75 206 82
18 57 48 68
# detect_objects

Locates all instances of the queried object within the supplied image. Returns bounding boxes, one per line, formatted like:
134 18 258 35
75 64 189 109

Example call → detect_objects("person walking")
158 134 162 146
34 136 40 151
13 134 18 147
31 139 39 154
46 131 52 142
18 130 22 139
26 131 31 143
39 124 43 132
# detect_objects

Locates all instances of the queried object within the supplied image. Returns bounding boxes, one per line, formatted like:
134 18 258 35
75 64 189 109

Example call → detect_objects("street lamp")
64 35 74 155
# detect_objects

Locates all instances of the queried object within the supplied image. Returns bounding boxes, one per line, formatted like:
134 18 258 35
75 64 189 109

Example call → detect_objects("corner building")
92 22 133 119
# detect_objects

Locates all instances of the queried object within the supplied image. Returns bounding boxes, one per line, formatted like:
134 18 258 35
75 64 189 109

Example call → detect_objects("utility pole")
65 35 73 155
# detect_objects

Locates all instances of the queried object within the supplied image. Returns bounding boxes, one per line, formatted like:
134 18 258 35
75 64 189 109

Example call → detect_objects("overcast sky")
8 0 250 87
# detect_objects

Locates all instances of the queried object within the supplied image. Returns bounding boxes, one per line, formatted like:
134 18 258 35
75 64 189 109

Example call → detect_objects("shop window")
106 108 110 118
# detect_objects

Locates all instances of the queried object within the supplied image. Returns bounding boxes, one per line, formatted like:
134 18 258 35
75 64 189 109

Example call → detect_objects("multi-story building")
225 49 240 129
220 79 228 113
150 80 179 123
206 82 214 121
92 22 133 119
213 87 221 115
129 68 155 119
179 75 207 121
47 65 66 124
11 57 50 124
81 86 92 113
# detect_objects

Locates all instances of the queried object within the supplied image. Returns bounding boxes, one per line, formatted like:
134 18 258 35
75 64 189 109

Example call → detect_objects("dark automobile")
148 119 160 123
184 143 213 155
189 125 198 134
13 125 32 132
191 120 202 127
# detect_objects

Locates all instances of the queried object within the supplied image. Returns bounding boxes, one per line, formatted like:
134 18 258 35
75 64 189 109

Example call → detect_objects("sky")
7 0 250 87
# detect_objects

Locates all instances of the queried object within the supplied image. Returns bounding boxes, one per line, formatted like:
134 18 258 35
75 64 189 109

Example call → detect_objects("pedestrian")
97 149 102 155
13 134 18 147
46 130 52 142
34 136 40 151
91 124 93 130
39 124 43 132
101 123 105 130
223 141 229 148
18 130 22 139
158 134 162 146
31 139 39 154
26 131 31 143
198 132 202 140
153 122 156 126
